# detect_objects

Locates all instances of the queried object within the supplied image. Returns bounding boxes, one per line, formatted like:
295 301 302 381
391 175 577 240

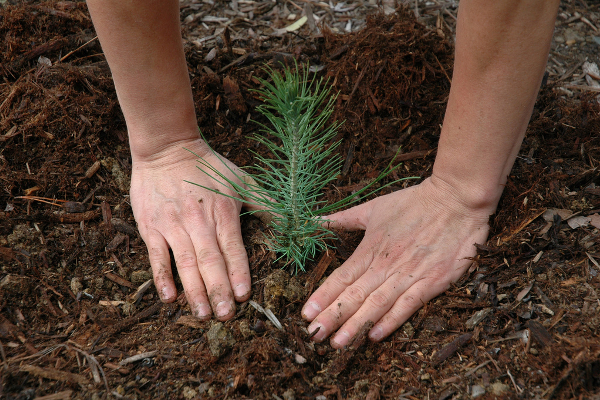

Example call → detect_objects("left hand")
301 176 492 348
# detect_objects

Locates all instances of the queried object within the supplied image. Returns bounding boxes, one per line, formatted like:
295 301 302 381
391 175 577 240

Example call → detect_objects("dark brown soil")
1 2 599 400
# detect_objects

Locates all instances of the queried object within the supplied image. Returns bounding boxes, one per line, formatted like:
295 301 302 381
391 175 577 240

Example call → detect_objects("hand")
130 138 253 321
301 176 493 347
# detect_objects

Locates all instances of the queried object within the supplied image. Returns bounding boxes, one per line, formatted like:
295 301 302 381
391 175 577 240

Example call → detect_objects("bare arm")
302 0 560 347
86 0 253 321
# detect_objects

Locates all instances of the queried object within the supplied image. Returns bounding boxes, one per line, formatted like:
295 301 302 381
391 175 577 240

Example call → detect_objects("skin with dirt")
1 1 599 399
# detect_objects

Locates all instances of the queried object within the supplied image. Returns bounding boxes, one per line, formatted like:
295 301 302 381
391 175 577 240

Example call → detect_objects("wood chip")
431 332 473 365
20 365 90 385
525 320 553 348
176 315 205 329
327 320 374 376
465 308 493 329
104 271 135 289
128 279 153 303
33 390 73 400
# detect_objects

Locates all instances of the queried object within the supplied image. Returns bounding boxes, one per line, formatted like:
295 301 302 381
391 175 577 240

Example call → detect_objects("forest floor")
1 1 600 399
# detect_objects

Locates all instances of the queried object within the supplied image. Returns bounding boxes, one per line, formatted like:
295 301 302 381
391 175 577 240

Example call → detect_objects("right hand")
130 137 255 321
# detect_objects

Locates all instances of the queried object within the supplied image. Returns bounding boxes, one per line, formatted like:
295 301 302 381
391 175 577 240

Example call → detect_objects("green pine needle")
187 63 417 273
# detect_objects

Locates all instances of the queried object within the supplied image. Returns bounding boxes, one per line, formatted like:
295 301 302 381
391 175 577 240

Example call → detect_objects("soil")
1 1 600 400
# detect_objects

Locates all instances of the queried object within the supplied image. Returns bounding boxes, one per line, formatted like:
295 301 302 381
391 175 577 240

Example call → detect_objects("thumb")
323 200 374 231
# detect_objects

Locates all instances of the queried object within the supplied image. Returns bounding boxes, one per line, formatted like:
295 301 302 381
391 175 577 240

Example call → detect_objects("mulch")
1 1 599 399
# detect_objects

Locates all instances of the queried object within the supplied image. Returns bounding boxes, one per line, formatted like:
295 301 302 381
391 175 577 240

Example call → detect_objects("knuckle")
367 290 392 309
333 267 355 287
196 248 224 266
345 285 368 305
213 198 237 216
174 252 197 271
147 246 169 266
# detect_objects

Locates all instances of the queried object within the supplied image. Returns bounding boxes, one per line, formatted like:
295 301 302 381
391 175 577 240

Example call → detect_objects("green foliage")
188 64 414 273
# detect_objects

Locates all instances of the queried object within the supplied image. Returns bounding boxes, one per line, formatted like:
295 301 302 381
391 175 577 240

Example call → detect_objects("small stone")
0 274 31 295
316 396 327 400
420 373 431 381
282 389 295 400
529 348 539 355
182 386 197 399
238 320 253 338
402 322 414 337
294 354 307 364
554 35 565 43
471 385 485 398
122 302 136 317
491 382 510 396
198 382 210 394
70 277 83 294
94 277 104 290
131 270 153 285
206 322 236 358
354 379 369 392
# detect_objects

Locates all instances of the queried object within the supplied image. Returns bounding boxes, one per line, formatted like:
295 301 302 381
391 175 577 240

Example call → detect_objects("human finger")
164 229 213 320
214 200 251 302
143 229 177 303
326 268 418 348
368 277 445 342
302 240 376 334
187 223 236 321
323 200 374 231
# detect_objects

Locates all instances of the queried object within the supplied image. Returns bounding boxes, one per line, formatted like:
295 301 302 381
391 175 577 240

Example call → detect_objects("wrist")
426 171 503 216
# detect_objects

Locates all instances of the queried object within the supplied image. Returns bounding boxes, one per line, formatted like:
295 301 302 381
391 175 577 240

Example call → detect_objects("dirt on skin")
1 2 600 399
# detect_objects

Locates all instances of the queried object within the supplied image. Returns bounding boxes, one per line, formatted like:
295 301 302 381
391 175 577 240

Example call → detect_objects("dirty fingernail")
195 303 211 319
332 330 350 348
369 325 383 341
216 301 231 318
234 284 249 298
161 286 175 301
302 302 321 320
307 322 325 342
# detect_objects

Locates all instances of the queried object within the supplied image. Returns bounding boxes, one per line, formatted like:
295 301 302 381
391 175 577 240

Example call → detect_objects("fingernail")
302 302 321 320
195 304 211 319
216 301 231 318
332 330 350 348
369 325 383 341
307 322 325 342
234 284 249 298
161 286 174 301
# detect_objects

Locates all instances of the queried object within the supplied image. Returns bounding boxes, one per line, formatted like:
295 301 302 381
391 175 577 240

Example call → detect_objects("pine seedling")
188 64 414 273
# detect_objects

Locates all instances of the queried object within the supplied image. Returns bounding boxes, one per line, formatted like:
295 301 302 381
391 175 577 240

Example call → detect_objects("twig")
433 54 451 84
564 84 600 93
119 351 158 366
60 36 98 62
483 351 502 373
465 360 491 377
506 368 523 394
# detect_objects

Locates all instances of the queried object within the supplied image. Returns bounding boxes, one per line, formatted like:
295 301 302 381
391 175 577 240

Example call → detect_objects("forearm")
86 0 200 161
432 0 559 211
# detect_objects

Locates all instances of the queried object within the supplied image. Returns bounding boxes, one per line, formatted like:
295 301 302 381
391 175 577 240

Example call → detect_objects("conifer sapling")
187 64 414 273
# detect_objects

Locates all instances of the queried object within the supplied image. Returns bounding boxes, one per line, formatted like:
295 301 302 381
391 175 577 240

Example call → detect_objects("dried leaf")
589 213 600 229
516 281 534 302
567 216 590 229
542 208 573 222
